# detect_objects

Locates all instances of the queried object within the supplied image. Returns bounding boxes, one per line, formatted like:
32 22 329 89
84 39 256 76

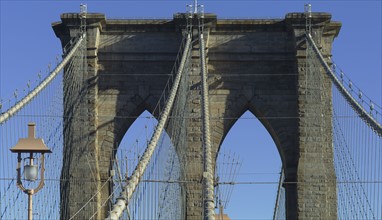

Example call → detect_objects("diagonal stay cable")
69 175 113 220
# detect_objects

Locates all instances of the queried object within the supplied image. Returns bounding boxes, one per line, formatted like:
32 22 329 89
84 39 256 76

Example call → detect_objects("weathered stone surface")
53 12 341 219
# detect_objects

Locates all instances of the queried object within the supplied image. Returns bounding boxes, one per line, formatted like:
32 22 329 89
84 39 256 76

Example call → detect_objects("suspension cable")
0 34 86 124
105 31 192 220
197 6 216 220
305 33 382 136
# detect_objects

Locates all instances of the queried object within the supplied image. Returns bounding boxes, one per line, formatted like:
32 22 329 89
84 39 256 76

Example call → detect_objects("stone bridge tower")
53 12 341 219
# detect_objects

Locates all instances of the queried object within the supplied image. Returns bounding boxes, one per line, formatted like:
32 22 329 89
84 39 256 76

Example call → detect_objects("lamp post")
9 123 51 220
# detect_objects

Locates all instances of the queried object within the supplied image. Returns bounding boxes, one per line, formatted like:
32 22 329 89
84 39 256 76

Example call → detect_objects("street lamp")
10 123 52 220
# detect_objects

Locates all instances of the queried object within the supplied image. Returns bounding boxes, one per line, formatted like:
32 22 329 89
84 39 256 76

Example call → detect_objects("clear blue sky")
1 1 381 219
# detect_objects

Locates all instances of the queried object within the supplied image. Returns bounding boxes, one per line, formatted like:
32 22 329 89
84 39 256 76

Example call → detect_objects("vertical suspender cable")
105 32 192 220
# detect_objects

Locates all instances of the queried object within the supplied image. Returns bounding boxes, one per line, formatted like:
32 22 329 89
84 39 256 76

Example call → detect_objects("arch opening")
215 110 283 219
111 110 185 219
